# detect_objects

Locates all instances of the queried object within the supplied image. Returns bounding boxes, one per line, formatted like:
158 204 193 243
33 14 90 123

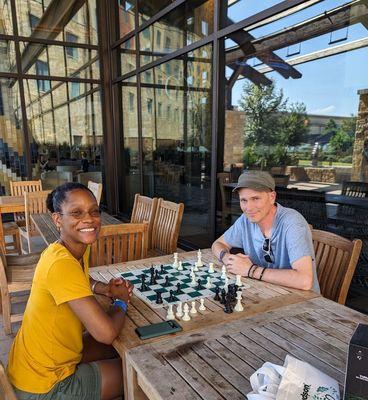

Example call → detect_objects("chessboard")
118 261 238 308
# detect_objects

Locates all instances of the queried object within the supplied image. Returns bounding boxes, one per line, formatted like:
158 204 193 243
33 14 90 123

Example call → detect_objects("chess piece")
160 264 165 274
168 290 174 302
208 262 215 274
150 272 156 285
193 262 199 272
178 261 183 271
196 249 203 267
221 265 227 280
214 286 220 301
166 304 175 320
190 273 196 286
220 288 226 304
182 303 191 321
155 291 163 304
234 291 244 312
190 301 197 314
176 302 183 318
199 298 206 311
140 274 147 291
197 279 203 290
205 276 213 289
164 275 170 287
224 297 233 313
176 282 182 295
236 274 243 287
173 252 178 269
154 270 159 281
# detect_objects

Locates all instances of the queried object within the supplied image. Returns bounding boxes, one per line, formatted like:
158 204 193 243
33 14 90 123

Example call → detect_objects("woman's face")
54 189 101 246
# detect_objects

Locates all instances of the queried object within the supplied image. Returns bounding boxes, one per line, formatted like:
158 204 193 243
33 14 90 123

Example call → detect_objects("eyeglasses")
262 238 274 264
58 209 101 219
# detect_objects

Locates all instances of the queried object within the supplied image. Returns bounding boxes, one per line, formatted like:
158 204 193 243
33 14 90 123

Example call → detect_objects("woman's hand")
106 278 134 302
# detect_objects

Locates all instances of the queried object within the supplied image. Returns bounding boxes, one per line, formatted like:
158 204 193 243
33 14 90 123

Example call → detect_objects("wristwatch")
113 299 128 313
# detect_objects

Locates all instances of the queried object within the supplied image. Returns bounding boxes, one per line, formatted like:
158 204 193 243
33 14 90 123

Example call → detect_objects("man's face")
238 187 276 224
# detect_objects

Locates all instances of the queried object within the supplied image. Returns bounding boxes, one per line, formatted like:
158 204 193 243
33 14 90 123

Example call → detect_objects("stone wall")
224 110 245 165
304 167 336 183
351 89 368 180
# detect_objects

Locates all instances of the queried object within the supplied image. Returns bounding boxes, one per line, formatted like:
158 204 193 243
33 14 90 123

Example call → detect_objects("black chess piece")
176 282 181 295
160 264 165 274
214 286 220 301
150 273 156 285
168 290 174 302
155 270 159 279
224 297 233 313
197 279 203 290
150 265 155 277
220 288 226 304
140 274 147 291
155 291 163 304
164 275 170 287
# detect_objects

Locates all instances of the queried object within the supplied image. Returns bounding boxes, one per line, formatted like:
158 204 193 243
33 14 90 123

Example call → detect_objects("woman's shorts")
13 362 101 400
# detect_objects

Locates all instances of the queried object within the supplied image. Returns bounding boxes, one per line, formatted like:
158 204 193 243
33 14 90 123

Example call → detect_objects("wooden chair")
90 223 148 267
0 249 40 335
130 194 158 249
150 199 184 255
88 181 103 205
312 229 362 305
0 360 17 400
19 190 51 253
10 180 42 197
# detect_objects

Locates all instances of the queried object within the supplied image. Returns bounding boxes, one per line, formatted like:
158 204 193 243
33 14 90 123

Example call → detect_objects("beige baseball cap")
233 170 275 192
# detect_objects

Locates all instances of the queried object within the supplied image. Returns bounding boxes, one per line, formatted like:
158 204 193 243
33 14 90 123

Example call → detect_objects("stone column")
351 89 368 181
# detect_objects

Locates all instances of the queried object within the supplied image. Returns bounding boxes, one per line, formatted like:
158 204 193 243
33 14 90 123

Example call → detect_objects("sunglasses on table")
262 238 274 264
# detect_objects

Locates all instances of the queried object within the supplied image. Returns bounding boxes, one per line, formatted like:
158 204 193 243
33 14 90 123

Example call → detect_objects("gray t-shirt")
223 203 320 293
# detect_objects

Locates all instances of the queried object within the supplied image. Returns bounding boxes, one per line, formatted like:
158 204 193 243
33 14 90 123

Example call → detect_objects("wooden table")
0 195 24 250
125 296 368 399
89 249 320 398
31 212 122 245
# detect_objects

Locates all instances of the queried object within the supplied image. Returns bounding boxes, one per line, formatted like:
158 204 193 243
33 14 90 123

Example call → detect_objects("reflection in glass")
0 80 27 193
120 38 136 76
139 0 213 67
118 0 135 38
0 40 16 73
138 0 172 25
0 1 13 35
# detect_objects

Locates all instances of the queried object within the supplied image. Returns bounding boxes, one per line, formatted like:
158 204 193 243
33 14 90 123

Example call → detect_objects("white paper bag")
247 355 340 400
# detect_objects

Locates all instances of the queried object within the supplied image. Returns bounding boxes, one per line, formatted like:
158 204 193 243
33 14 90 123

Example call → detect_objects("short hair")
46 182 94 213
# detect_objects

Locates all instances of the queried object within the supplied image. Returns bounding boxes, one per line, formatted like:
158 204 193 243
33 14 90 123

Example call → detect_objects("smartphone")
135 320 182 340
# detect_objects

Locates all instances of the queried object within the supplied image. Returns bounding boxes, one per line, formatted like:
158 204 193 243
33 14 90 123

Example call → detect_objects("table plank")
125 297 368 399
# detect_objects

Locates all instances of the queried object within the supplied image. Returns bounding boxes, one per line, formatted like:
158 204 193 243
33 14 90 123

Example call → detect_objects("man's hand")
106 278 133 302
226 253 253 276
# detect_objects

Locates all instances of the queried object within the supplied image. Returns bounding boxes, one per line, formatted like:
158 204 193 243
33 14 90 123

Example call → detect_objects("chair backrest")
24 190 51 234
77 172 102 186
0 360 17 400
151 199 184 254
342 181 368 198
10 180 42 196
90 223 148 267
130 194 158 248
312 229 362 304
88 181 103 205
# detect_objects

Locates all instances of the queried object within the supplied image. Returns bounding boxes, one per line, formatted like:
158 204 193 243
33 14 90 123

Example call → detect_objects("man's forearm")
212 241 230 262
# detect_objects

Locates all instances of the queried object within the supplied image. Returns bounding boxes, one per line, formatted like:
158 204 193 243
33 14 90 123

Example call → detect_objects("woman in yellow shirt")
8 182 133 400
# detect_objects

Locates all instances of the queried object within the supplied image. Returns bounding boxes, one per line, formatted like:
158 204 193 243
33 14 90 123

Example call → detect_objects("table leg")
124 353 148 400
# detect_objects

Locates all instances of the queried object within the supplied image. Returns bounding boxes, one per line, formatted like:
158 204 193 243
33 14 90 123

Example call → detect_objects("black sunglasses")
262 238 274 264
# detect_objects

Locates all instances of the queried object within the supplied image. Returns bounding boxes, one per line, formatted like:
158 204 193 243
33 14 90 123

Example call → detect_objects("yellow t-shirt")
7 243 93 393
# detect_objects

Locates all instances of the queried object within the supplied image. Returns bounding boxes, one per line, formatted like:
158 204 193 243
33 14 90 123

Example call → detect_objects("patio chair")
10 179 43 223
90 222 148 267
88 181 103 205
130 194 158 249
150 199 184 255
19 190 51 253
0 249 40 334
312 228 362 304
0 360 17 399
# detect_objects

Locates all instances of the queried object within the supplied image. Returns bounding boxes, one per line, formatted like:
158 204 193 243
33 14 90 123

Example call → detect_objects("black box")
344 323 368 399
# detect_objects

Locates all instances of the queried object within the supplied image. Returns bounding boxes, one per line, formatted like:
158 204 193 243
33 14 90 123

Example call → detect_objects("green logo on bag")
301 384 311 399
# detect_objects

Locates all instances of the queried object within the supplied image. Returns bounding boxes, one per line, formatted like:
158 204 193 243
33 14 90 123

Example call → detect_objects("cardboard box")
344 323 368 399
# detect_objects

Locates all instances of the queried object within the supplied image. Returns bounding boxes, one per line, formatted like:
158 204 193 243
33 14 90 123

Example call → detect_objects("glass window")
118 0 135 38
29 13 40 31
70 82 80 98
129 92 135 112
0 40 16 73
120 38 136 76
139 0 214 67
138 0 172 24
35 60 50 92
66 32 79 59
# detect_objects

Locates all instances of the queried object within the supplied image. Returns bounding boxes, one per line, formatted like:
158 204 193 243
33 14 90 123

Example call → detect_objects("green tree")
239 82 309 167
328 117 356 158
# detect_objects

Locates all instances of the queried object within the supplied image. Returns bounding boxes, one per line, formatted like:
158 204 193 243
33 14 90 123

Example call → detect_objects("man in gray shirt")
212 171 320 292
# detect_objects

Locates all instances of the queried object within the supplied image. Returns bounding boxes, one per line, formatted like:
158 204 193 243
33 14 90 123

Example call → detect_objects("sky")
227 0 368 117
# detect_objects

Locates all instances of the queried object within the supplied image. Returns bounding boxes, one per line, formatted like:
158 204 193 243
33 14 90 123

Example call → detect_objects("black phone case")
135 320 182 339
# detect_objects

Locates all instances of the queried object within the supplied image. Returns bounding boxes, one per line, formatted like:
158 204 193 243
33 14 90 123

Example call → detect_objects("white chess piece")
234 291 244 312
196 249 203 267
166 304 175 320
193 262 199 272
199 298 206 311
221 265 227 279
190 266 194 275
208 262 214 274
190 273 196 286
236 274 243 287
176 302 183 318
173 252 178 269
177 261 183 271
205 276 213 289
182 303 191 321
190 301 197 314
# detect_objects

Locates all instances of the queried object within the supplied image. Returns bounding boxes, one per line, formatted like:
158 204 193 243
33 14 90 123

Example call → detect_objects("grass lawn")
298 159 352 167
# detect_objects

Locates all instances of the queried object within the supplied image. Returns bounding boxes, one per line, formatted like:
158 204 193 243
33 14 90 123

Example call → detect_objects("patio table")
89 249 319 398
125 296 368 399
0 195 24 251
